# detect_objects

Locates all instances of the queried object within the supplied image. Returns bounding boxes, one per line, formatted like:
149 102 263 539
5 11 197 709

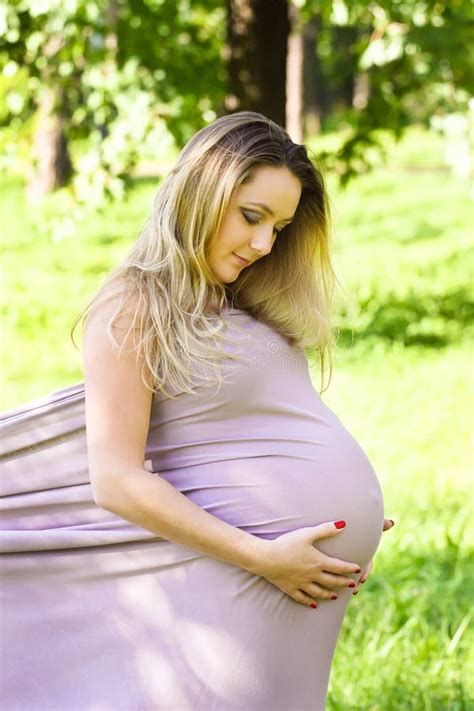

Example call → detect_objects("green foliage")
2 0 473 198
0 0 225 201
301 0 473 183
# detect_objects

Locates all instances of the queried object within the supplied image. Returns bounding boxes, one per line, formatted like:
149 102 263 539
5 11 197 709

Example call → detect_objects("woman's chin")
210 263 241 284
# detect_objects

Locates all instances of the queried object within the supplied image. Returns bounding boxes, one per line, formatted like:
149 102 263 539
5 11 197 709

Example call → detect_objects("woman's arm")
95 463 266 573
83 290 265 574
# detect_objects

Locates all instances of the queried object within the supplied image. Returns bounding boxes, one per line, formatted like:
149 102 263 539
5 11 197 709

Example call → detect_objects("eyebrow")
244 202 295 222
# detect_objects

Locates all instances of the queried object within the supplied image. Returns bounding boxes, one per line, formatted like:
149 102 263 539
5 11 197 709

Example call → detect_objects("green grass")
324 342 473 710
1 125 472 708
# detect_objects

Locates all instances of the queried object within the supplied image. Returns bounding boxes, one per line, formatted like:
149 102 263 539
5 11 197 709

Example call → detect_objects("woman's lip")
232 253 251 266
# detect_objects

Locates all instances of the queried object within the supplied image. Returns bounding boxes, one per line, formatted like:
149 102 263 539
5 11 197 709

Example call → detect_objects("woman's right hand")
252 520 361 608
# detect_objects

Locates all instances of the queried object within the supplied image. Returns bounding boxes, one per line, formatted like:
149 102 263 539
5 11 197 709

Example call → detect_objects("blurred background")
1 1 472 708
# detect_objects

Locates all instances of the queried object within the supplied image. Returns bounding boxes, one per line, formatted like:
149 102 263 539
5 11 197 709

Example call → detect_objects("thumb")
309 519 347 541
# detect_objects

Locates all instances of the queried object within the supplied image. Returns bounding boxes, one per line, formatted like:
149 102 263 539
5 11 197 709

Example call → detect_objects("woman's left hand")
352 518 395 595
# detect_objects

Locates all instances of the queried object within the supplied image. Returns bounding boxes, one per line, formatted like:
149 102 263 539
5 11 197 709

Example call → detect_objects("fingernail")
352 591 358 595
355 567 361 573
311 603 317 609
389 519 395 526
330 595 337 600
334 520 346 529
348 582 356 588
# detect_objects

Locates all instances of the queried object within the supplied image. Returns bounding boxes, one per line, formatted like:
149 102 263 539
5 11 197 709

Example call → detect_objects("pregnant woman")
0 111 394 710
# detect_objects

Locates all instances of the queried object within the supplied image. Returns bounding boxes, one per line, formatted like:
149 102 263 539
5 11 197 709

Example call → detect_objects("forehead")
235 166 302 206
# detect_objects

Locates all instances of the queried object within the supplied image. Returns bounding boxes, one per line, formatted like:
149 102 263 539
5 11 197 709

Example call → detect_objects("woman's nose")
249 227 274 256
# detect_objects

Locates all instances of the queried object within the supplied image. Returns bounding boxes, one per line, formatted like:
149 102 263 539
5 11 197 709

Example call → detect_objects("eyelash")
242 212 283 235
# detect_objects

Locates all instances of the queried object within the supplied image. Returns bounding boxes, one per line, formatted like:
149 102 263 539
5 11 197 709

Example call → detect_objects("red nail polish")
348 582 355 588
311 603 317 609
334 520 346 529
330 595 337 600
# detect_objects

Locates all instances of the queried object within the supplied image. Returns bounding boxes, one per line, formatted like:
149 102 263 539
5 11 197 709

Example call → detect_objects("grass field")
1 125 473 709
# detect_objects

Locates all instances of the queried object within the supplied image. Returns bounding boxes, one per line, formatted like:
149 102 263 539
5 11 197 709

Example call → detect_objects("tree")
1 0 471 203
0 0 226 200
224 0 289 126
300 0 473 182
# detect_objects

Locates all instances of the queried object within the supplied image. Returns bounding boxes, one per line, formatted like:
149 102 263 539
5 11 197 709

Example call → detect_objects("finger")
317 571 361 588
354 562 373 593
318 554 361 576
354 575 367 592
309 519 349 541
360 560 373 582
357 560 372 583
292 589 319 609
304 583 339 601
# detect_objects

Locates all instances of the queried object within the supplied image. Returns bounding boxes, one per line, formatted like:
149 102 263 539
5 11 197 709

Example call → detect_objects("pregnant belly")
159 452 385 571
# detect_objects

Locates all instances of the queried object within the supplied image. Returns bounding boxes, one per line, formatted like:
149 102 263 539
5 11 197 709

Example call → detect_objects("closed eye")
241 210 284 235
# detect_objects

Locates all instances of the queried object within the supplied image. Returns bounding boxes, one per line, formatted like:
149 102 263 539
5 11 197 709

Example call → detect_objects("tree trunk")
335 25 357 109
224 0 289 127
26 87 72 201
302 15 321 138
353 28 370 110
353 71 370 110
286 3 303 143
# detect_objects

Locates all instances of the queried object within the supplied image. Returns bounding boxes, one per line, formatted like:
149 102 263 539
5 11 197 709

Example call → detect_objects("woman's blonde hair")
71 111 341 399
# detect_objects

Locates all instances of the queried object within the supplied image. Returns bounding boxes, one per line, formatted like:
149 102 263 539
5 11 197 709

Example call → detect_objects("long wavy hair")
71 111 342 399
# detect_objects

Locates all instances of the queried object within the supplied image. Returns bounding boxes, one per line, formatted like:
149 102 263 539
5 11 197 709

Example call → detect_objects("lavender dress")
0 306 385 710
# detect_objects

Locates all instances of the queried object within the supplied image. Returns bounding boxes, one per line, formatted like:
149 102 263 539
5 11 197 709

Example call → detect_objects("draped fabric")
0 308 384 710
1 382 159 551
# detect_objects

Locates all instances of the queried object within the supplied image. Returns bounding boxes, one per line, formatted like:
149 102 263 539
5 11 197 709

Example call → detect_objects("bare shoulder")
85 282 149 337
82 283 154 502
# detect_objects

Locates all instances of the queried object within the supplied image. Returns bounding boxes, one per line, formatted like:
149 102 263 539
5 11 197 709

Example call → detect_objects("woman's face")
207 165 302 284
